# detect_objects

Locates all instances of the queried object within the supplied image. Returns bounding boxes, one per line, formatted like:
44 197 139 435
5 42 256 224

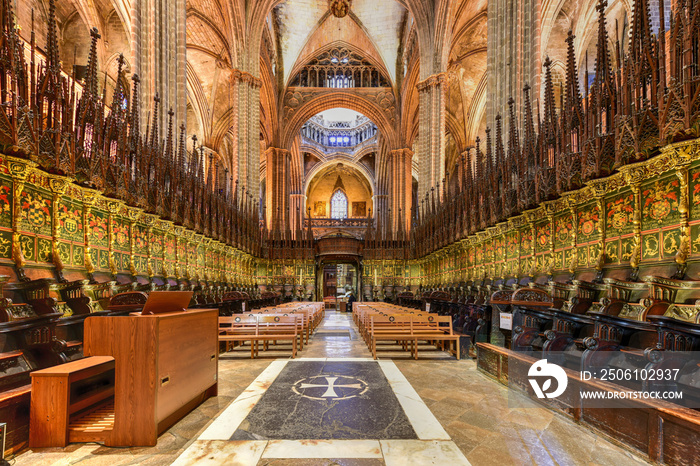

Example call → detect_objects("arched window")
330 189 348 219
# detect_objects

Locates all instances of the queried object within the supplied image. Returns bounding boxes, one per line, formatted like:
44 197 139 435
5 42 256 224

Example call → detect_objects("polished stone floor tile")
261 440 384 458
380 439 470 466
170 440 267 466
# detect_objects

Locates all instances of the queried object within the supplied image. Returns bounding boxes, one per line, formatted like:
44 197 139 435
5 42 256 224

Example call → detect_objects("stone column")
373 194 389 229
265 147 291 230
390 148 413 232
486 0 539 131
131 0 187 136
416 73 447 202
230 71 262 198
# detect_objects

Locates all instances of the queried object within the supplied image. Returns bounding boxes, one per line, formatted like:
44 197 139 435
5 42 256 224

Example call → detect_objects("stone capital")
390 148 414 161
416 73 447 93
264 147 292 160
230 69 262 89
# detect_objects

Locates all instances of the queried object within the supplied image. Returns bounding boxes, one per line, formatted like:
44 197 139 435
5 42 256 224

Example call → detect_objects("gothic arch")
303 159 376 201
280 89 399 150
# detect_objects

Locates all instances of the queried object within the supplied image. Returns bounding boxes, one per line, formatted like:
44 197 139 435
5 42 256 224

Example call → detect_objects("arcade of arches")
2 0 700 464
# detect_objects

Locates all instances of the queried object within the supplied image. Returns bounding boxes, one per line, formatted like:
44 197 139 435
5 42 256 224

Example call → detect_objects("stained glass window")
330 189 348 219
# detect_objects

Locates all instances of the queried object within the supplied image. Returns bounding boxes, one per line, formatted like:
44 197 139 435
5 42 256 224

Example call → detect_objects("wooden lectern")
82 307 218 446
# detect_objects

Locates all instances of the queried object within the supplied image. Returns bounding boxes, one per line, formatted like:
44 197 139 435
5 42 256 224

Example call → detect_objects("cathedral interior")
0 0 699 464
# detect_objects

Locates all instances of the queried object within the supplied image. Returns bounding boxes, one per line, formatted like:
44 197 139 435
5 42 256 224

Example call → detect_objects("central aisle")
173 309 471 465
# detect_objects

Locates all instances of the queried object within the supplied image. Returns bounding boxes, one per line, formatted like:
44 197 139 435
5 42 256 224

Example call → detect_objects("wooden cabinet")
83 308 218 446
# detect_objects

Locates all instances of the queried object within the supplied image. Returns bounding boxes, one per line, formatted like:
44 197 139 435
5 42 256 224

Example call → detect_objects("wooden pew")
219 314 299 358
368 314 460 360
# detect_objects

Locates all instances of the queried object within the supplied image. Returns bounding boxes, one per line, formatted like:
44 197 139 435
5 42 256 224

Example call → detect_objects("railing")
300 134 378 153
304 218 371 229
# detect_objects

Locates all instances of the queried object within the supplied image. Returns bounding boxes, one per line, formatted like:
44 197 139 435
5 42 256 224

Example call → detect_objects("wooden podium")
82 308 218 446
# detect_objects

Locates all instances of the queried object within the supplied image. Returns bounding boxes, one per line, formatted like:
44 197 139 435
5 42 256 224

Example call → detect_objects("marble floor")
12 310 651 466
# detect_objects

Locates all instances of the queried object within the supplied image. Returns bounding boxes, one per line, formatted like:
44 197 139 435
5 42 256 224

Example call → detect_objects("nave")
14 310 649 466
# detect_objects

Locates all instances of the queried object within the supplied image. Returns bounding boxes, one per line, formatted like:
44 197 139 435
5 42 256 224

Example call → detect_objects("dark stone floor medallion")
231 361 418 440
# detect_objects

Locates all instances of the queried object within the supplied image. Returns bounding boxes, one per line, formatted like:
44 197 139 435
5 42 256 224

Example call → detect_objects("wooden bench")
411 315 461 360
30 356 116 447
369 315 460 360
370 315 415 359
219 315 298 358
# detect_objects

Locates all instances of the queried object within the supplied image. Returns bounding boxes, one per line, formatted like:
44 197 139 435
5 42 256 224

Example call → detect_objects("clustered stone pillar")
265 147 291 230
486 0 539 129
289 193 305 233
390 148 413 232
131 0 187 136
231 70 263 197
416 73 447 202
373 193 389 229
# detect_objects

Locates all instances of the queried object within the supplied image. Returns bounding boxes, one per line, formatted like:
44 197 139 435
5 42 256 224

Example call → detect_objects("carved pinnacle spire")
109 54 126 114
129 74 141 150
564 31 584 127
149 93 160 150
165 108 175 163
542 56 558 145
84 28 101 98
46 0 60 73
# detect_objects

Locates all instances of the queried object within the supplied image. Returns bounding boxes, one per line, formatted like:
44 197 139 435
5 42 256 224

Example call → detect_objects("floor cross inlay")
174 357 469 465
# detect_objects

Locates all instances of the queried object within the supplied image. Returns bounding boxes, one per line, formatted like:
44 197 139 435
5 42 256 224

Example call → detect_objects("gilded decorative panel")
164 234 176 261
505 231 519 259
150 230 164 257
19 235 34 261
19 187 52 236
89 248 98 269
520 227 533 254
554 251 564 269
620 237 636 262
73 245 84 266
588 243 602 266
690 167 700 218
98 249 109 269
577 202 601 241
88 209 109 248
0 178 12 228
642 233 660 259
56 241 70 265
605 240 620 264
554 213 574 249
605 191 635 237
534 222 551 253
0 230 12 259
662 228 682 258
577 246 589 267
641 177 680 229
37 238 52 263
56 196 83 243
493 236 505 261
692 224 700 254
112 216 130 252
133 224 148 254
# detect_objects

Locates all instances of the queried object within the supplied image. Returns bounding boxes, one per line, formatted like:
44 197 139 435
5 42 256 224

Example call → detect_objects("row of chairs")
354 303 460 360
218 303 324 358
